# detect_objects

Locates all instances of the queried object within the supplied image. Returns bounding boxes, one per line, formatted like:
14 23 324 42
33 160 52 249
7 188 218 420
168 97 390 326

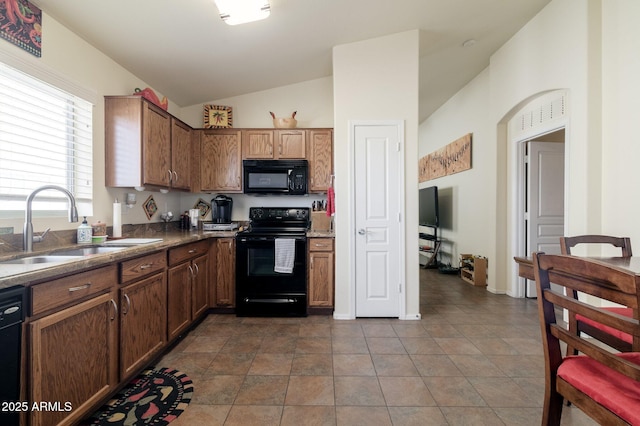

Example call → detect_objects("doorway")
351 121 404 318
521 131 565 297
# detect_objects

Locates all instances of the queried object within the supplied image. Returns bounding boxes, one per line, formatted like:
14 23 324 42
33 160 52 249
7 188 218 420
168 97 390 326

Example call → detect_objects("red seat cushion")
576 307 633 344
558 352 640 424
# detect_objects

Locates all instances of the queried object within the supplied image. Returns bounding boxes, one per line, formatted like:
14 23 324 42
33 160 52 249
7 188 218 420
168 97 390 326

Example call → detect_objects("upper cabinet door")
170 118 192 190
142 102 171 187
276 130 306 159
200 130 242 192
308 129 333 192
242 130 274 159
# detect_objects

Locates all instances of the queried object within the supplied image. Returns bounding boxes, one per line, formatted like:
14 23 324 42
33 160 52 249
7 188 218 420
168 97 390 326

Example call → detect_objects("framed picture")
143 195 158 220
194 198 211 218
204 105 233 128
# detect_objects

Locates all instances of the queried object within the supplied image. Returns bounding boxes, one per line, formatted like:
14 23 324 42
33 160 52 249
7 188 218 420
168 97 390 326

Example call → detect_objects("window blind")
0 61 93 214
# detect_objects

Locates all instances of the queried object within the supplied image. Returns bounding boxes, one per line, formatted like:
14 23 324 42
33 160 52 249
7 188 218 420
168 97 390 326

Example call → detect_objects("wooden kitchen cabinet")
119 251 167 381
200 129 242 192
275 129 306 158
119 271 166 380
170 117 193 190
308 238 334 310
214 238 235 307
243 129 275 158
308 129 333 192
167 240 210 341
242 129 306 159
105 96 193 191
29 266 118 426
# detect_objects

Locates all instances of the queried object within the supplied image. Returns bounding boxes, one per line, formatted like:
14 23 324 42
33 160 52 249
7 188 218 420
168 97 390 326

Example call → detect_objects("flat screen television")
419 186 439 227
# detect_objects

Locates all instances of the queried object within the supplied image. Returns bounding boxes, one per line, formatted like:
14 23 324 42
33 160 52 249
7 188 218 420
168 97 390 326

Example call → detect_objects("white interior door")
526 141 564 296
353 123 402 317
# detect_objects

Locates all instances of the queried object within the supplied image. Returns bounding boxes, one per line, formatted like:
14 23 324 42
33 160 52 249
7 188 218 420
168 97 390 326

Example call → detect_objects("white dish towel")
274 238 295 274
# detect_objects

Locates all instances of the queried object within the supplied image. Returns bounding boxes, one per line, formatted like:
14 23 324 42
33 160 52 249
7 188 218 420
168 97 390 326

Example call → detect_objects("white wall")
0 11 183 233
333 30 420 319
601 0 640 242
418 69 492 272
419 0 640 296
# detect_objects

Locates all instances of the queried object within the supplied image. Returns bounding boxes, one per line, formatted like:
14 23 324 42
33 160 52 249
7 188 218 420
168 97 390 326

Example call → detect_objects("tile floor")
161 268 597 425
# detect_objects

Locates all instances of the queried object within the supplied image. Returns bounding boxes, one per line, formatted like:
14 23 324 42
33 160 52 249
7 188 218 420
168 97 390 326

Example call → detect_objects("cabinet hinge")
397 142 401 152
399 283 402 293
524 154 529 163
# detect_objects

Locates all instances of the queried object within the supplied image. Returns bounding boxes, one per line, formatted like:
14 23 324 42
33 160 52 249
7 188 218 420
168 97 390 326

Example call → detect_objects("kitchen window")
0 60 93 217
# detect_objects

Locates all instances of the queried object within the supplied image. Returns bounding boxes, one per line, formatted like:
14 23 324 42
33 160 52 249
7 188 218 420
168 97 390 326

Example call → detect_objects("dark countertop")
0 229 335 289
0 230 236 289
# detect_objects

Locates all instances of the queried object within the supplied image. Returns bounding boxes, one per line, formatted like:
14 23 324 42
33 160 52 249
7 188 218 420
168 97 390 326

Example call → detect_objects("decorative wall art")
193 198 211 218
204 105 233 128
143 195 158 220
0 0 42 57
419 133 472 182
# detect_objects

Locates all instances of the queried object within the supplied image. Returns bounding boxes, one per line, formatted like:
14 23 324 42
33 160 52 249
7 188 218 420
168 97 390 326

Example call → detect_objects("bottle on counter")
77 216 92 244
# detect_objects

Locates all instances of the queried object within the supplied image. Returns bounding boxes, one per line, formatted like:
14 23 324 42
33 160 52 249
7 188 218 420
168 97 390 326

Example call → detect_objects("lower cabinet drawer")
120 251 167 284
31 265 117 316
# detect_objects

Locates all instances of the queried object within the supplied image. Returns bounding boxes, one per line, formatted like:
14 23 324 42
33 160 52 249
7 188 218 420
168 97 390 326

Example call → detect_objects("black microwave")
243 159 308 195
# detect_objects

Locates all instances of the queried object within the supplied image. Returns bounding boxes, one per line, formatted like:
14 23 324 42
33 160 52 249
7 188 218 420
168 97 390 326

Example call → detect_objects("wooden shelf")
460 254 487 286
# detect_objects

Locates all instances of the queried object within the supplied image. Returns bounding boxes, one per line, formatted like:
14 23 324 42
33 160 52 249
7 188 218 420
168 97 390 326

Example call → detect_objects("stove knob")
253 209 263 219
284 211 290 217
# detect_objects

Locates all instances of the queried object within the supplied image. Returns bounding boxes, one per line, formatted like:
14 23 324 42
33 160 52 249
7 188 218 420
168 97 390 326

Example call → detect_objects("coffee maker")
211 195 233 223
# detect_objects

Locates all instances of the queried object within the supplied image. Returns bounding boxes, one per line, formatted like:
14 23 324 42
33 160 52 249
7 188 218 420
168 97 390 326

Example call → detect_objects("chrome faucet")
24 185 79 252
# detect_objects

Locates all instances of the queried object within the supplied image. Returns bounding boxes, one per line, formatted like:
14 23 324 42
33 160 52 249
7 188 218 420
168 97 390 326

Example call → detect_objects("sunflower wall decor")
204 105 233 128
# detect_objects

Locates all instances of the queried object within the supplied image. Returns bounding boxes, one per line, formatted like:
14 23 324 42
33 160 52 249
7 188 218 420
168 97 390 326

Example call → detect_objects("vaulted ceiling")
32 0 550 122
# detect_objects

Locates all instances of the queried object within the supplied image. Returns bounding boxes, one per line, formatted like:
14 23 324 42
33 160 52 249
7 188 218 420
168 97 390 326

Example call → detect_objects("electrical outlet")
0 227 14 235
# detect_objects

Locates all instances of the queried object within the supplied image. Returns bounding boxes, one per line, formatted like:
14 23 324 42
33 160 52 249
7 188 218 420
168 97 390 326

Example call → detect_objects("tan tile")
333 354 376 376
299 323 332 337
291 353 333 375
501 338 544 355
258 336 297 353
248 353 293 375
296 337 332 353
422 376 486 407
191 375 244 404
494 407 542 426
234 375 289 405
182 336 229 353
367 337 407 354
467 337 520 355
467 377 537 407
220 336 263 353
332 337 369 354
434 337 482 355
281 406 337 426
331 323 364 337
387 407 448 426
488 354 545 378
170 404 231 426
378 376 436 406
422 324 464 338
285 376 335 405
400 337 445 355
440 406 505 425
371 354 419 376
448 354 505 377
205 353 254 375
224 405 282 426
362 323 397 337
161 352 215 378
336 406 391 426
411 354 463 377
334 376 385 406
391 323 430 337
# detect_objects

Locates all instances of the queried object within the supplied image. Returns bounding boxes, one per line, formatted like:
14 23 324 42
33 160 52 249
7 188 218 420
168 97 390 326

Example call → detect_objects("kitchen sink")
1 255 83 265
52 246 129 256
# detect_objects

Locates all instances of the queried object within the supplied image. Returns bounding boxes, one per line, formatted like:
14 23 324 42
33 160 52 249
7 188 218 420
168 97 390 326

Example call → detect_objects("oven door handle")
243 297 299 304
237 236 306 242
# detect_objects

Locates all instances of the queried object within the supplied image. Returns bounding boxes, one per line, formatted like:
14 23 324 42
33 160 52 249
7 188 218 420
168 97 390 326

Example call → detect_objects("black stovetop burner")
239 207 310 235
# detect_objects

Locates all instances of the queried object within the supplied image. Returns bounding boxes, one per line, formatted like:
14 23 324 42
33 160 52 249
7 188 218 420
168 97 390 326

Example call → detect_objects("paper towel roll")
113 201 122 238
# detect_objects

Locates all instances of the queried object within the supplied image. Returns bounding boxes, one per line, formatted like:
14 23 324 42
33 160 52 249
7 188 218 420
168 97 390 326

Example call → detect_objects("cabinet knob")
358 229 366 235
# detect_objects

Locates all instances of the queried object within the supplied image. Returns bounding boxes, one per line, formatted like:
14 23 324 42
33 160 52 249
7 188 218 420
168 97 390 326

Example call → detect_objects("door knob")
358 229 366 235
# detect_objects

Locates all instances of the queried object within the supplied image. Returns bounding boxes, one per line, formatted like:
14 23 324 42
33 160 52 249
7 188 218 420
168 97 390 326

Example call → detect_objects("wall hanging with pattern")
419 133 472 182
0 0 42 57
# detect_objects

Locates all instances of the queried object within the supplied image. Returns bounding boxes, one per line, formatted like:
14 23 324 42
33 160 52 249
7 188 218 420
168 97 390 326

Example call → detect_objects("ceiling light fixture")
214 0 271 25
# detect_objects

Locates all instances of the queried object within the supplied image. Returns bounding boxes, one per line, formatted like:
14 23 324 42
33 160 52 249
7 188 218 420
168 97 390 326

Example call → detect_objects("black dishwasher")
0 285 26 426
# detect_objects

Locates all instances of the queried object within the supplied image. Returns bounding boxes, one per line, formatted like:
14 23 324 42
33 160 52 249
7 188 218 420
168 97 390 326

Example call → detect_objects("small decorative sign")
193 198 211 218
204 105 233 128
419 133 472 182
143 195 158 220
0 0 42 57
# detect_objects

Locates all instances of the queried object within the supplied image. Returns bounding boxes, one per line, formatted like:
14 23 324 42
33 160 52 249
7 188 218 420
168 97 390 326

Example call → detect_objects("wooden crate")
460 254 487 286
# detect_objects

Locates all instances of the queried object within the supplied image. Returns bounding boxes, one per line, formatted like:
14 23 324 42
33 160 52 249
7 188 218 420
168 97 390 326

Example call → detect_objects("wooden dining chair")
559 235 636 353
532 252 640 426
